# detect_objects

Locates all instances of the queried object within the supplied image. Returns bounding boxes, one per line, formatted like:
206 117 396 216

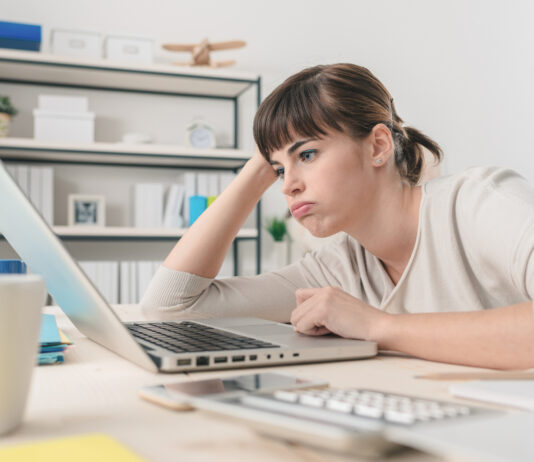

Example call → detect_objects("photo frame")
68 194 106 227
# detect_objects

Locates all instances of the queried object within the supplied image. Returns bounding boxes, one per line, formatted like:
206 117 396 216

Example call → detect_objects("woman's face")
269 129 379 238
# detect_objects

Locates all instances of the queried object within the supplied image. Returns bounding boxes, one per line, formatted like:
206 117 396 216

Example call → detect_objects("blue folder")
0 20 41 51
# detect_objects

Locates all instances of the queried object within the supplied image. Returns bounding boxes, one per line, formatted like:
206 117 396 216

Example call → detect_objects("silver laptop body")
0 161 377 372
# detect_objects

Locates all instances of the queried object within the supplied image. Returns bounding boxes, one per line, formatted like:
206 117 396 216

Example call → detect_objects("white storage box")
33 109 95 143
38 95 89 113
104 35 154 64
50 29 102 59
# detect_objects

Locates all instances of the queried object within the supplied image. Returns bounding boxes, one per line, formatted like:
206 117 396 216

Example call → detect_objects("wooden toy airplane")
162 38 246 67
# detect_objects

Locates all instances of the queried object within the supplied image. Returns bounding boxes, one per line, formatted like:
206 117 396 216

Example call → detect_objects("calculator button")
299 394 325 407
355 404 383 419
273 390 299 402
326 399 353 413
385 410 416 425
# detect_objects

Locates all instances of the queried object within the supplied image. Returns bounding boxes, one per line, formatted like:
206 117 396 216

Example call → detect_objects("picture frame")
68 194 106 226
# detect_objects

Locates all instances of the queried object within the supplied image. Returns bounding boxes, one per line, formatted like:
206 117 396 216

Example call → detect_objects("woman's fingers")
295 287 320 305
291 288 331 335
292 305 330 335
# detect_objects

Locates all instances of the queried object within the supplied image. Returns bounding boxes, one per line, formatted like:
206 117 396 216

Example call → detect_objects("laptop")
0 161 377 372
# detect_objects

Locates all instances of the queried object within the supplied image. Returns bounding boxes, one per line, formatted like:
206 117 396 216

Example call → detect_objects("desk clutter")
39 313 72 365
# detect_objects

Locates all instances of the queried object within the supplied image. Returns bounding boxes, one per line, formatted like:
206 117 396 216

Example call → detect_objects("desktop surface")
0 305 513 462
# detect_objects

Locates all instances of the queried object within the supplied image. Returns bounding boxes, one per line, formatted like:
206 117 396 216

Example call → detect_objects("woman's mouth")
290 202 314 218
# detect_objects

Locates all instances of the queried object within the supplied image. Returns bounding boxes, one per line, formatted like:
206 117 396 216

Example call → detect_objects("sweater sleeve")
458 168 534 302
140 234 362 322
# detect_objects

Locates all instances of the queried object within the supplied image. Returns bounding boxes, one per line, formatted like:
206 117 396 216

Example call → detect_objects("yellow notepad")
0 434 146 462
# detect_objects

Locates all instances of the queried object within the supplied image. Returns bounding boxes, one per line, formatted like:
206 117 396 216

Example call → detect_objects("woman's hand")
290 286 388 341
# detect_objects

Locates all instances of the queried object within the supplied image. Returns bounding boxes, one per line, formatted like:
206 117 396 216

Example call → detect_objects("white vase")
272 240 289 269
0 113 10 138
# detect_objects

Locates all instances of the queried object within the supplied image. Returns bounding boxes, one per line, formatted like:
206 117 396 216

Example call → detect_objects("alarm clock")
186 120 216 149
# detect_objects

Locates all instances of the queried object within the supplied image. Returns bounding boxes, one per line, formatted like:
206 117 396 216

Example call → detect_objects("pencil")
416 371 534 381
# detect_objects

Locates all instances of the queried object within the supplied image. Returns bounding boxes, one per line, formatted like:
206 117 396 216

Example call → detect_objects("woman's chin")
302 223 338 238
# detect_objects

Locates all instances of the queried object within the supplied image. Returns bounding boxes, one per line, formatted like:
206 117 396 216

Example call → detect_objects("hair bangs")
254 74 342 159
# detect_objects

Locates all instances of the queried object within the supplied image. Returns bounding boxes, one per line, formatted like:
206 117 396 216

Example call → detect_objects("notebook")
450 380 534 411
0 433 145 461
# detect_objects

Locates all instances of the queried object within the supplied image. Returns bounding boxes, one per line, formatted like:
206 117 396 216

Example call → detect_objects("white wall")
3 0 534 269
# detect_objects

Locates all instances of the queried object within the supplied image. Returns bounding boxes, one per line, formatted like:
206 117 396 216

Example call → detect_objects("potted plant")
266 216 289 269
0 96 17 138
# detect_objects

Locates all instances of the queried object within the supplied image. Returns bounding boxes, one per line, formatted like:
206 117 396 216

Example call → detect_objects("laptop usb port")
249 355 257 361
196 356 209 366
232 355 245 362
177 359 191 366
214 356 228 363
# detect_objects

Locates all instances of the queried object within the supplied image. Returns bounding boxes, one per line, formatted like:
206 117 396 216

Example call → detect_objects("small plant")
0 96 17 116
265 216 287 242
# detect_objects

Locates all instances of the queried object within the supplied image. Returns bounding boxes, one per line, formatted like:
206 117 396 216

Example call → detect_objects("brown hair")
253 63 442 185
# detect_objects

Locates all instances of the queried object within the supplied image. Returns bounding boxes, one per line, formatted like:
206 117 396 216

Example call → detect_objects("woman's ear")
369 123 393 167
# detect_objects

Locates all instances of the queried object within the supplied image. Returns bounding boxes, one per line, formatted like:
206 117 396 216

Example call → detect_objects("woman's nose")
281 168 304 196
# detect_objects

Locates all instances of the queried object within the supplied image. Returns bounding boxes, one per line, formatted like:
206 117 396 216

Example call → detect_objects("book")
109 261 119 304
129 261 138 303
208 173 219 197
16 164 30 197
183 172 196 226
29 166 42 214
134 183 163 228
41 166 54 224
197 173 209 197
163 184 185 228
38 314 72 365
120 261 130 304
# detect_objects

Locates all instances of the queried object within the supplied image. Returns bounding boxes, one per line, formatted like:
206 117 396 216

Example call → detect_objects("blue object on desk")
0 20 42 51
189 195 207 225
0 259 27 274
39 314 61 346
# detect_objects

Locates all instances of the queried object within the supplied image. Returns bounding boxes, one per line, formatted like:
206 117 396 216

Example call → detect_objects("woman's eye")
274 167 284 178
299 149 316 162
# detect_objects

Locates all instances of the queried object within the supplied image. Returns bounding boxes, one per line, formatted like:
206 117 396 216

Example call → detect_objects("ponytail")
390 100 442 185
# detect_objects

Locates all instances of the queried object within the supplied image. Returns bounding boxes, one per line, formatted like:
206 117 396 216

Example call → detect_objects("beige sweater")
141 167 534 322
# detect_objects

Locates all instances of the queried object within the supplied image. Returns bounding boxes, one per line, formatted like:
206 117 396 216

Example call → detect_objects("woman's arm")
376 301 534 370
163 151 276 278
290 287 534 370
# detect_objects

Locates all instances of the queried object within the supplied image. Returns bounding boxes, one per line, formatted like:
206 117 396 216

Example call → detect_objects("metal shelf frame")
0 50 263 275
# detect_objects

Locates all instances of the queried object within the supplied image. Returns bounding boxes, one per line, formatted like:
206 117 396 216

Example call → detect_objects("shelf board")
0 138 250 169
52 226 258 241
0 49 260 98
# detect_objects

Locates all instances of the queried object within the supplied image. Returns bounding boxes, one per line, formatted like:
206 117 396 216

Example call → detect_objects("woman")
142 63 534 370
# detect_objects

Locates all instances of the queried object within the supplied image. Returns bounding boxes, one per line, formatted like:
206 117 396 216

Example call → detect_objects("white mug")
0 274 46 435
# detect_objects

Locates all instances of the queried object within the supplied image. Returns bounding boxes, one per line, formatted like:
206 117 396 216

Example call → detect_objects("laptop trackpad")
234 324 293 337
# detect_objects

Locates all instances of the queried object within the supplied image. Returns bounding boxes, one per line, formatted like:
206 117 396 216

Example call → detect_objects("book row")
77 258 235 305
134 171 236 228
5 164 54 225
78 261 161 305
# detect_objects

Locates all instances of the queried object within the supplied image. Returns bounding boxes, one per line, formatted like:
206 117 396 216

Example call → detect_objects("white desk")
0 306 511 462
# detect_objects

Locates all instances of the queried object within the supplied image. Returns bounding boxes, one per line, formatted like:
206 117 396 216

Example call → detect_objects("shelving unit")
0 49 262 275
52 226 258 241
0 138 250 169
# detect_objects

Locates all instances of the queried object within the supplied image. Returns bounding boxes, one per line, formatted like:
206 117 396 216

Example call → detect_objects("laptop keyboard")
127 321 280 353
240 388 482 428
